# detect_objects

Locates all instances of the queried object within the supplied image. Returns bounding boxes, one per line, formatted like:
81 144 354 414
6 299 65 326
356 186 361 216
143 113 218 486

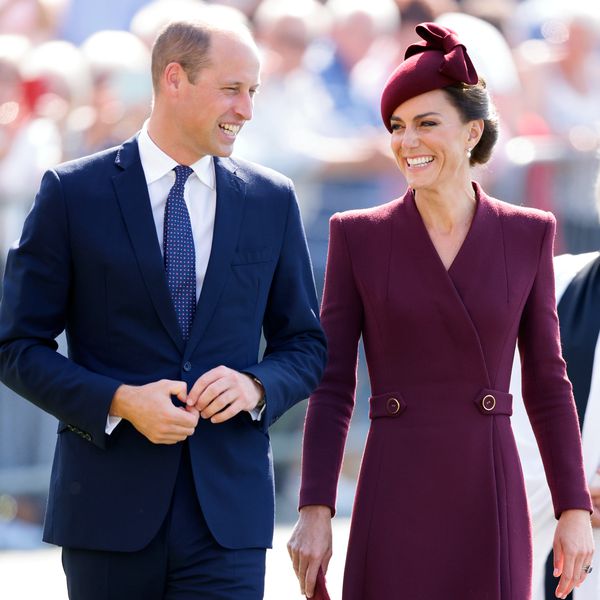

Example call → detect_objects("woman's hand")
287 505 333 598
552 509 595 598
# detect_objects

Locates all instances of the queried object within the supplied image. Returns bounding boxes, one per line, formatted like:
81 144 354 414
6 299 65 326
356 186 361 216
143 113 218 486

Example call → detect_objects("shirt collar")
138 121 215 190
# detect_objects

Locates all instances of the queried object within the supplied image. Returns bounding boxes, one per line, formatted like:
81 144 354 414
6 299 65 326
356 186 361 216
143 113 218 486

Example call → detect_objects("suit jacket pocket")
231 246 273 265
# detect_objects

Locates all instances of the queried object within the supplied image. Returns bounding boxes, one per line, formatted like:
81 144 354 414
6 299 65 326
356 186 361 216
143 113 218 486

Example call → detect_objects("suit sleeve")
517 214 592 517
0 169 122 449
243 180 327 433
299 214 364 514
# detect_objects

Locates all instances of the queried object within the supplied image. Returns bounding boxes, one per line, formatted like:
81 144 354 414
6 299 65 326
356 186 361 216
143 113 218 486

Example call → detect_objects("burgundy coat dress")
300 183 592 600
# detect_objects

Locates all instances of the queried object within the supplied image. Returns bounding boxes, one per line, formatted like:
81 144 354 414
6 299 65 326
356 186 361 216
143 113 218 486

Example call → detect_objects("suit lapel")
185 157 246 356
111 136 184 353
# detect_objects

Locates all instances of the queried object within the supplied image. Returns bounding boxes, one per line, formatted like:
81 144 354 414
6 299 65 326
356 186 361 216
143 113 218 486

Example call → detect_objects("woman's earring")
466 147 472 158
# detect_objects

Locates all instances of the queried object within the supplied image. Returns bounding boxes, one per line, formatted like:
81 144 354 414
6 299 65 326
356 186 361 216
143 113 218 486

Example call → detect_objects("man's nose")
235 92 254 121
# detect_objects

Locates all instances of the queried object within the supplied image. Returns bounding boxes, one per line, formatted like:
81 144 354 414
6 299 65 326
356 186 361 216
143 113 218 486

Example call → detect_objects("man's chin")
213 143 236 158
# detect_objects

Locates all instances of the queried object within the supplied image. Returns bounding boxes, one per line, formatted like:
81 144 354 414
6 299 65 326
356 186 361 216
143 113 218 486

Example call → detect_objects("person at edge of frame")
0 14 326 600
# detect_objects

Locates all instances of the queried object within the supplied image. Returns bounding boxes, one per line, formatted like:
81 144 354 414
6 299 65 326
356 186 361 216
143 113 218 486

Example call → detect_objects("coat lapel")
185 157 246 357
400 184 508 387
111 136 184 353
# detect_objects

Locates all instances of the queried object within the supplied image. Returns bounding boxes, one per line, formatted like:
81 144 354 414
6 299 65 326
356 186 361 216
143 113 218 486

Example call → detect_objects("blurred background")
1 0 600 556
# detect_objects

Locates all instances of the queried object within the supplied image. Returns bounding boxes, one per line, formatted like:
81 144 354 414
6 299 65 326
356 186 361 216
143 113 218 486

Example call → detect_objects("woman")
288 23 594 600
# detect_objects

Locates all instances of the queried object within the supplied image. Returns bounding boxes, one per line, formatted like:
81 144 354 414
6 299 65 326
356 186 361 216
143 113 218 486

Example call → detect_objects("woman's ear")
468 118 484 146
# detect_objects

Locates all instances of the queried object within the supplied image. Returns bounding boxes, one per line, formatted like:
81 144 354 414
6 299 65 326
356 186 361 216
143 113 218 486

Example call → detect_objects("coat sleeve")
517 214 592 517
243 180 327 433
299 214 364 514
0 169 122 449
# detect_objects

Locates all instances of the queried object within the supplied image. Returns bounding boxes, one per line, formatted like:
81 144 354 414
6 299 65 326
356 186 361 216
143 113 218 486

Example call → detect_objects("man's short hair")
151 21 212 91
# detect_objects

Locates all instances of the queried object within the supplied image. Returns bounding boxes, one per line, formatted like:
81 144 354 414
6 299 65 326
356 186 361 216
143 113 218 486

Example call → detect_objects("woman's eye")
420 121 436 127
391 123 405 131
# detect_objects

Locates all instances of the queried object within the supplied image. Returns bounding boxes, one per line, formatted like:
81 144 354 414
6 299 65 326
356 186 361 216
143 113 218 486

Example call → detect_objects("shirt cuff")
248 403 266 421
105 415 122 434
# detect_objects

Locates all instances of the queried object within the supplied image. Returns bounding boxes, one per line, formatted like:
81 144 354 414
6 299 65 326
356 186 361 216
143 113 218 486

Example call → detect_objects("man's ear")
162 62 186 97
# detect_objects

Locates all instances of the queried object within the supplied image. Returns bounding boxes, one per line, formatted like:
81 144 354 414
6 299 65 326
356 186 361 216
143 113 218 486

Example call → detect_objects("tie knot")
174 165 194 186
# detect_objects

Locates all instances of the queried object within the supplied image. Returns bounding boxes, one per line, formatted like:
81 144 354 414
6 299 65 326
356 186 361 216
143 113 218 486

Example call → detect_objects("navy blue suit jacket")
0 136 326 552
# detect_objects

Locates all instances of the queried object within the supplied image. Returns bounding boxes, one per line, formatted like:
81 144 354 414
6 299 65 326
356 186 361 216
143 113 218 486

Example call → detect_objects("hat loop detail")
379 22 480 132
405 23 478 85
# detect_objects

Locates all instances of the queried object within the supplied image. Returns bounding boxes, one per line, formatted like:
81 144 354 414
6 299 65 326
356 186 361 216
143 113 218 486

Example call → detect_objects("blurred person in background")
289 22 594 600
0 34 63 261
435 10 524 200
512 172 600 600
353 0 439 110
516 9 600 253
131 0 207 48
0 14 326 599
69 29 152 157
57 0 149 44
305 0 403 288
0 0 63 42
205 0 262 22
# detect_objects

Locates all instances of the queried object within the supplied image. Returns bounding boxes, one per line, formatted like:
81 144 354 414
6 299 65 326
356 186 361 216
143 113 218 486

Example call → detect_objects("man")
512 249 600 600
0 17 326 600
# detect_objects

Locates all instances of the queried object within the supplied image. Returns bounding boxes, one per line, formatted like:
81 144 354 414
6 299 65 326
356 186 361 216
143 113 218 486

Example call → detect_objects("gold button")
482 394 496 411
387 397 401 415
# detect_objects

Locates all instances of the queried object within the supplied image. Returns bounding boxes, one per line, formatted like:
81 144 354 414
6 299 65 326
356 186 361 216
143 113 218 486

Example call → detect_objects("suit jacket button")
482 394 496 411
386 397 401 415
183 361 192 372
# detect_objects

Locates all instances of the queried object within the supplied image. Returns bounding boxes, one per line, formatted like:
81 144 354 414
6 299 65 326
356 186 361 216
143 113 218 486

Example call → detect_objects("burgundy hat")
380 22 478 132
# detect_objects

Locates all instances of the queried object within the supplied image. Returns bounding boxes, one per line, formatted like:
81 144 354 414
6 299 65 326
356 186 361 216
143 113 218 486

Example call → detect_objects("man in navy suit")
0 16 326 600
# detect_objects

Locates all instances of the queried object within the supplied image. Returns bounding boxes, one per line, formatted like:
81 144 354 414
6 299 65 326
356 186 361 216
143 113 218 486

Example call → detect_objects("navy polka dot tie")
164 165 195 340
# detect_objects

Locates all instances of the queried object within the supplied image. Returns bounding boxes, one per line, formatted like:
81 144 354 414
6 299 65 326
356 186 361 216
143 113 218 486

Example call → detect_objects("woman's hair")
442 80 499 166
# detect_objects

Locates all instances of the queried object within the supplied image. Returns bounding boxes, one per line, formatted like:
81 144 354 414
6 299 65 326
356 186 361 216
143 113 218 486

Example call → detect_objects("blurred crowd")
1 0 600 548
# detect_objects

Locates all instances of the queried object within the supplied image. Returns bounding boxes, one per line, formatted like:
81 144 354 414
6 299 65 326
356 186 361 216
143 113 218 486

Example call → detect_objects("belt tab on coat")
474 389 513 416
369 392 407 419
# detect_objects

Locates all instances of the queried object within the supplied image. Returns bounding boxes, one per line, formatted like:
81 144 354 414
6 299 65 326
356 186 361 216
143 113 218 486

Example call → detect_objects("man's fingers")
197 380 232 414
187 366 228 406
206 394 242 423
164 379 187 401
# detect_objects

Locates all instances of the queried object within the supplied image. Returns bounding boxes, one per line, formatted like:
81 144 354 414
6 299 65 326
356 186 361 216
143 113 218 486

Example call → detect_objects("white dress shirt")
107 123 261 433
138 122 216 301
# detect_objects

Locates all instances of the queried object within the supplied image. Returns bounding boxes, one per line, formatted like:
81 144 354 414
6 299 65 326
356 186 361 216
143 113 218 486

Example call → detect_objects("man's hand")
186 366 263 423
287 505 333 598
110 380 199 444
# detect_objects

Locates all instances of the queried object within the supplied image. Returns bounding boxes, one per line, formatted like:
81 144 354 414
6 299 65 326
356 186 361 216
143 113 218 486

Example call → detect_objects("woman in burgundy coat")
288 23 594 600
